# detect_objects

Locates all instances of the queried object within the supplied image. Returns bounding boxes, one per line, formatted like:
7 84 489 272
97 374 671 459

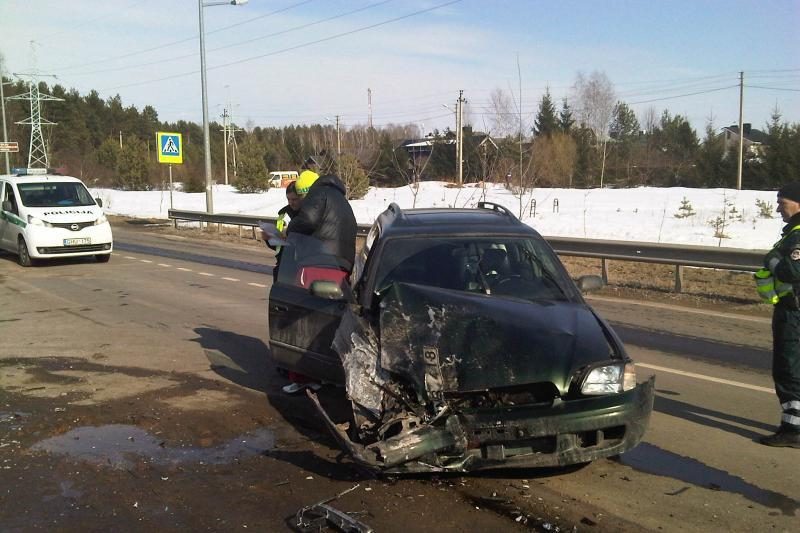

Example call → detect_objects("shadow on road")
654 394 775 440
192 326 366 480
193 327 272 393
613 323 771 371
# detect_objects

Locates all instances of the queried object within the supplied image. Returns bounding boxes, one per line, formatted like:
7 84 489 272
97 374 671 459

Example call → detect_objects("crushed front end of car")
308 282 654 474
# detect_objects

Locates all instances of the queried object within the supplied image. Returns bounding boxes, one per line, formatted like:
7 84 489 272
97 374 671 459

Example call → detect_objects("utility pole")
736 71 744 191
367 88 373 129
7 75 63 169
0 56 10 174
220 107 229 185
335 115 341 156
119 131 123 149
457 89 464 186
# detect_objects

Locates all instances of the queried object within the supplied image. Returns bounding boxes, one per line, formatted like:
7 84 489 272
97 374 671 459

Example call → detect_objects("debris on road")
294 484 373 533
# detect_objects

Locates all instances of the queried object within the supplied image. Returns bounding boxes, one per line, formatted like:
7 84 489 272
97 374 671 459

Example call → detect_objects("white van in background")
267 170 298 188
0 170 113 266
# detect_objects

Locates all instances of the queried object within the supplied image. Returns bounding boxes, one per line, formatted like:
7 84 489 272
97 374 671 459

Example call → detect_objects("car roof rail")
386 202 404 220
477 201 518 220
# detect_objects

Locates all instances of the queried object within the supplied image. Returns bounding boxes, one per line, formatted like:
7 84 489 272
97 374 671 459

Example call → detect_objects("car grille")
50 221 95 231
37 243 111 254
446 382 559 409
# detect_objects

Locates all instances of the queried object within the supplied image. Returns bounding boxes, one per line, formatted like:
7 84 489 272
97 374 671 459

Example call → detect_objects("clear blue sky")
1 0 797 135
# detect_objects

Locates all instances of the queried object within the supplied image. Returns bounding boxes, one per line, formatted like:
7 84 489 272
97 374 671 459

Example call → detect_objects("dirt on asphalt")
0 354 642 532
0 216 768 531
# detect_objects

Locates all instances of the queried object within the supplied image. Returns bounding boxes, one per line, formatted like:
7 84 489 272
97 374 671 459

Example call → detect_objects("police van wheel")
18 237 34 267
95 254 111 263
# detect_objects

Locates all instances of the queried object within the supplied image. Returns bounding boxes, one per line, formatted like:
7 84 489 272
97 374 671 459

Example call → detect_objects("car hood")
378 282 618 397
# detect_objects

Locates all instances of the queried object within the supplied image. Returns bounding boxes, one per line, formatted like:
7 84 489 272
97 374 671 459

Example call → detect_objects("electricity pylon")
8 76 63 169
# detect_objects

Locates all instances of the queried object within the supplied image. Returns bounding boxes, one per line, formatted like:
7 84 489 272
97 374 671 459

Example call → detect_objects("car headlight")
581 362 637 395
94 214 108 225
27 215 53 227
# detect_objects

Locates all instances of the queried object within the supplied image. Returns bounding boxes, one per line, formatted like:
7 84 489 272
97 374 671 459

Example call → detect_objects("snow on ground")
91 182 781 250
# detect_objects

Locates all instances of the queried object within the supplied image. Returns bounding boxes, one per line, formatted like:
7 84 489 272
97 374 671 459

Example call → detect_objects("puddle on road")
31 424 275 469
0 411 30 431
617 442 798 516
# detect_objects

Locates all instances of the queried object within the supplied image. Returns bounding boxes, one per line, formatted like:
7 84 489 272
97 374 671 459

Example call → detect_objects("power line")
745 67 800 74
51 0 317 74
37 0 151 43
627 85 739 105
746 85 800 92
102 0 462 91
63 0 396 78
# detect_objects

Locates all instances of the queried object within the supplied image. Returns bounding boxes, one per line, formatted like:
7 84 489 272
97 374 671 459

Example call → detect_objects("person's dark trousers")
772 304 800 432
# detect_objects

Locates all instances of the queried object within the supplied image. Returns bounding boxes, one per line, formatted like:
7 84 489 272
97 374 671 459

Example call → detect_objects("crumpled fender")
306 390 467 469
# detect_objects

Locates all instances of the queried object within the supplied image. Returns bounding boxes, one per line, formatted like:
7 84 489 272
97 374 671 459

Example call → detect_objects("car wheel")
95 254 111 263
18 237 34 267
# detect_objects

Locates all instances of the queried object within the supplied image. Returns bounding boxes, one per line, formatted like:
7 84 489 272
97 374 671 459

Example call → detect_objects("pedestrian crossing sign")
157 132 183 164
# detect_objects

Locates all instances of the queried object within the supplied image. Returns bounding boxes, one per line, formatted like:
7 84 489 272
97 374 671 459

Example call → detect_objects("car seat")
479 248 511 277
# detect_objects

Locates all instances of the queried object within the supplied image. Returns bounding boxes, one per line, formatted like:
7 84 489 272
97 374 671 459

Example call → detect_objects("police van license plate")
64 238 91 246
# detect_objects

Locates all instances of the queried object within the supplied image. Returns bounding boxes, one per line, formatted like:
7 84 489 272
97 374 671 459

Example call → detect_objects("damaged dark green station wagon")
268 202 654 473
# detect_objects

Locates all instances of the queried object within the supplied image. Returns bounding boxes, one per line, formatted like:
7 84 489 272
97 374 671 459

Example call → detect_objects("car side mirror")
310 280 345 300
1 200 11 212
577 275 604 292
95 197 103 208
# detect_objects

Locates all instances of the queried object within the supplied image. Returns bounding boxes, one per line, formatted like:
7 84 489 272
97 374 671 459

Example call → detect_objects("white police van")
0 170 113 266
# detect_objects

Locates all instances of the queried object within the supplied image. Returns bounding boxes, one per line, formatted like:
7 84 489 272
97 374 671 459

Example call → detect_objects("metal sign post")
157 132 183 227
169 164 175 228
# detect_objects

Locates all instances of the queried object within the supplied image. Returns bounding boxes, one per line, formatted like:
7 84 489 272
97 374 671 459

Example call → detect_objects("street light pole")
198 0 248 214
198 0 213 213
0 58 10 174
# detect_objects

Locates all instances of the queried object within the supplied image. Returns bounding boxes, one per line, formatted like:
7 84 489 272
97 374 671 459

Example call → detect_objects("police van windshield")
17 182 96 208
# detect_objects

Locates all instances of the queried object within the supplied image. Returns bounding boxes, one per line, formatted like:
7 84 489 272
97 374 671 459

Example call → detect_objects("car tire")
95 254 111 263
18 237 35 267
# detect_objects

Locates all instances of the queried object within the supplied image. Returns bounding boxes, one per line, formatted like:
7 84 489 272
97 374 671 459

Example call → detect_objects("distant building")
721 123 768 161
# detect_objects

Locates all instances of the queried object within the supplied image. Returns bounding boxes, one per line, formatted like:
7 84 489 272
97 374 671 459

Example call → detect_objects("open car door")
268 233 349 383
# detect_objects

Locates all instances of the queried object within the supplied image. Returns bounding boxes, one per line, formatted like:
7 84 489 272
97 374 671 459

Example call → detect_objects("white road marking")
124 256 137 260
177 267 192 272
221 277 239 282
198 272 214 277
157 263 172 267
140 259 153 264
638 363 774 394
248 282 268 288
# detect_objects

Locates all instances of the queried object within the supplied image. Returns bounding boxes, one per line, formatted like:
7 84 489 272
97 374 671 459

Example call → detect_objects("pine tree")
234 138 269 193
559 98 575 134
533 88 558 137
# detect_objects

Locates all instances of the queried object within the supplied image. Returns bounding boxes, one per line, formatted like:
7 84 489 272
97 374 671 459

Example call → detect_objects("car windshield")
373 236 576 303
17 182 96 208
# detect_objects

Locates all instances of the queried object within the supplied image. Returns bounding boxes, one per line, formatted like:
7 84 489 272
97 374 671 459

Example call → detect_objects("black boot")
760 426 800 448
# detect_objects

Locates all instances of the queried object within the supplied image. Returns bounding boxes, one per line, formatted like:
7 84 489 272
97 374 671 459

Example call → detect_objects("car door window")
276 232 350 288
3 184 18 215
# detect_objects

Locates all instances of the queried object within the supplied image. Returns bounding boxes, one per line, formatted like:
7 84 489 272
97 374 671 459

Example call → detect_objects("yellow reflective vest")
755 224 800 305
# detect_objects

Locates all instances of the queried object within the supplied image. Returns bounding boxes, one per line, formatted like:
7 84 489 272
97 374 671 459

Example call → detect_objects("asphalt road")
0 222 794 532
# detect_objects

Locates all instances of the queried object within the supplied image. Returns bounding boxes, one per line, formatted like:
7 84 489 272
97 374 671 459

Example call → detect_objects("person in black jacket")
286 173 357 274
759 182 800 448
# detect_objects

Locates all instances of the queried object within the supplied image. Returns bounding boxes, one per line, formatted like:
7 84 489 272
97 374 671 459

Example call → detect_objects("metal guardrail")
168 208 766 275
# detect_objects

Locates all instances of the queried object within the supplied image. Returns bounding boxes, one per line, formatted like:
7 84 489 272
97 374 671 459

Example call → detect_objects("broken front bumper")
309 376 655 474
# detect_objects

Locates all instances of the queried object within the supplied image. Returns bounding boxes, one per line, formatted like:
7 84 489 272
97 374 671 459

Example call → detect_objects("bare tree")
641 106 659 134
487 88 518 139
572 71 616 186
